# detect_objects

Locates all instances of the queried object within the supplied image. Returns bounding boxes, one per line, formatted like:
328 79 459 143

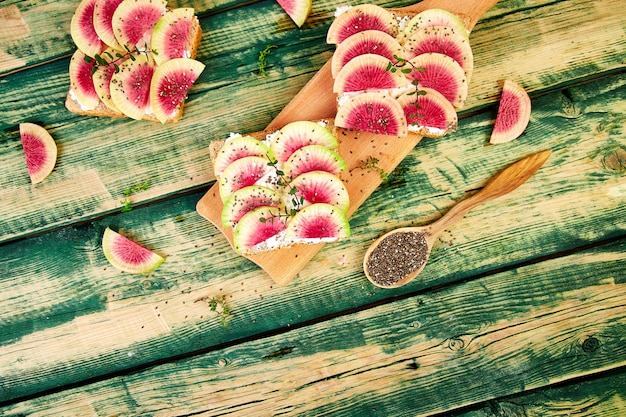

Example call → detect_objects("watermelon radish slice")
333 54 407 94
275 0 312 28
93 0 125 50
219 156 276 202
285 203 351 240
403 25 474 80
93 64 122 114
151 8 197 66
327 4 398 45
331 30 405 78
403 8 469 40
19 123 57 184
270 121 338 165
222 185 283 228
335 91 408 137
407 52 468 108
69 49 101 110
490 80 532 144
71 0 106 57
112 0 167 50
110 53 156 120
233 206 289 254
92 47 127 115
214 136 273 178
289 171 350 213
283 145 347 179
149 58 205 124
398 87 458 138
102 227 165 274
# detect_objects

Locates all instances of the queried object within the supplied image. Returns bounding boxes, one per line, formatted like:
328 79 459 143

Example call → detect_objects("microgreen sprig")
120 179 150 212
386 55 428 123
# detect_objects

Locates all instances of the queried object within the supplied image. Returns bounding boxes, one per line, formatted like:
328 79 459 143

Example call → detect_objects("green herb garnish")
359 156 389 181
120 179 150 212
258 156 303 223
258 45 277 77
207 296 231 328
85 43 158 75
386 55 427 123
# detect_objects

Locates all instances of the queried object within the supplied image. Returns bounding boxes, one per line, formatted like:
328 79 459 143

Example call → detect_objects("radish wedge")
490 80 531 144
275 0 312 27
102 227 165 274
20 123 57 184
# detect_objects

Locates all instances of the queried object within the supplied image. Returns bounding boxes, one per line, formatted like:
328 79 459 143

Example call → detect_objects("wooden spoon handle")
429 149 551 236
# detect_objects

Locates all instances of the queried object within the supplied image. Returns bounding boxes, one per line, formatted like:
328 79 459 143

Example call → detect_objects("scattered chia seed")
366 231 429 286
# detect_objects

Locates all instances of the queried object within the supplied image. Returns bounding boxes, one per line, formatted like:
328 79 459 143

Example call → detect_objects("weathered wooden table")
1 0 625 415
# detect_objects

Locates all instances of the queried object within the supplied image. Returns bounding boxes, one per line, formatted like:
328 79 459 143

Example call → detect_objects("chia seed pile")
366 231 429 286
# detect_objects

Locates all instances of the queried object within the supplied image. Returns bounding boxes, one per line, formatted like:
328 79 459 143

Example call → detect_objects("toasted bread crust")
65 15 202 123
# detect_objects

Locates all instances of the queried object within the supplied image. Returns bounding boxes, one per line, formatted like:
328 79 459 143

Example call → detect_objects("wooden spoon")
363 149 552 288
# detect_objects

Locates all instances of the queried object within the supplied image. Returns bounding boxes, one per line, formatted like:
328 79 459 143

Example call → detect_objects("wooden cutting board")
197 0 499 286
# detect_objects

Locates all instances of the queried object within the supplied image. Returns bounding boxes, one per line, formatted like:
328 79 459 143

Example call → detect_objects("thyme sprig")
258 45 277 77
195 295 232 328
84 44 158 75
359 156 389 181
258 156 305 223
386 55 427 123
208 296 231 328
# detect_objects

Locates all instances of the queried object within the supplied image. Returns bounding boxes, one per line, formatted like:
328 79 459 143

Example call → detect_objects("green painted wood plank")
2 238 625 414
0 71 624 402
455 370 626 417
1 0 625 244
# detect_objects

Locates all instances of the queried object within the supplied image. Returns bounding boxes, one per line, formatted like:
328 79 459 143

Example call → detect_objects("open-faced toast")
65 0 203 123
208 120 352 255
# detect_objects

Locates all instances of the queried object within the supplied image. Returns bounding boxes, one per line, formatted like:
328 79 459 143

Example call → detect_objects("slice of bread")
65 14 202 123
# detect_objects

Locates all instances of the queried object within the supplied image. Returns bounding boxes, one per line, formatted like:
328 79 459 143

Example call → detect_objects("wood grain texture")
457 371 626 417
1 72 624 403
1 0 625 413
2 239 624 415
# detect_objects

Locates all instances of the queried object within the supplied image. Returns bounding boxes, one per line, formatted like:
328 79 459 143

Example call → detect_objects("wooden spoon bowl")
363 149 552 288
